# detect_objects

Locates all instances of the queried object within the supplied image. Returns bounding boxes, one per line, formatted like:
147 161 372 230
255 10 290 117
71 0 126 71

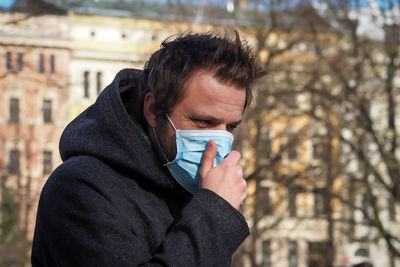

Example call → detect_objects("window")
288 186 299 217
288 241 297 267
311 135 329 176
362 194 370 221
312 137 326 160
43 151 52 174
281 131 298 161
6 51 12 71
39 53 45 73
9 98 19 123
50 54 55 74
308 242 328 266
261 240 271 267
8 149 20 175
96 71 102 95
16 52 23 72
287 134 298 160
355 247 369 257
314 188 328 217
389 197 396 221
257 187 273 216
84 71 90 98
260 127 272 159
43 100 52 123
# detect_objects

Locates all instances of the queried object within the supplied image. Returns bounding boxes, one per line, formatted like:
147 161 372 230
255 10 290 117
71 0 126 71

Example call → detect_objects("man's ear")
143 92 157 128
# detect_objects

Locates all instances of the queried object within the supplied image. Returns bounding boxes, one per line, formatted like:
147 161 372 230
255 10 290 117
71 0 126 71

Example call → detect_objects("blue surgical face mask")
153 114 234 194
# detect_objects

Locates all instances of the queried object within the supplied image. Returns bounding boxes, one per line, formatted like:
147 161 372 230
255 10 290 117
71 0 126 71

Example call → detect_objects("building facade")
0 11 71 251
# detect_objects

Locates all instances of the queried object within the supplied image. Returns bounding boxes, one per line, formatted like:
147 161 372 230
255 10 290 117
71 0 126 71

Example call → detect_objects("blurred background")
0 0 399 266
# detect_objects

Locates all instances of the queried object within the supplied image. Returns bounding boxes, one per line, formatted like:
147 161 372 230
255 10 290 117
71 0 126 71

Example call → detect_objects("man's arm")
149 188 249 266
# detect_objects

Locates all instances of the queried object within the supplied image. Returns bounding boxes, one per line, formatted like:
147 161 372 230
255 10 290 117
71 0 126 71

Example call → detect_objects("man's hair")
144 31 265 117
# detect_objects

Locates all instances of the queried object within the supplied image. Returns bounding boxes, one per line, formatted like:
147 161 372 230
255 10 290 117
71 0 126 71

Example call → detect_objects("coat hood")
59 69 181 193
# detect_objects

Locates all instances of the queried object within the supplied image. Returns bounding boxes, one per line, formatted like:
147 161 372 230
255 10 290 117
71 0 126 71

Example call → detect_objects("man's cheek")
162 134 177 161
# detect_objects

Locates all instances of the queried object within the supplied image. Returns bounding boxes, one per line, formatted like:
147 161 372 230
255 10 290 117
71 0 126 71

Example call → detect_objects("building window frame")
8 149 20 175
16 52 23 72
43 150 53 174
257 186 273 216
362 193 371 222
261 240 271 267
288 186 299 217
308 242 328 266
50 54 55 74
96 71 102 95
287 134 298 160
39 53 45 73
389 197 396 221
84 71 90 98
281 129 299 162
9 98 20 123
314 188 328 217
312 137 326 161
6 51 12 71
288 241 298 267
43 99 52 123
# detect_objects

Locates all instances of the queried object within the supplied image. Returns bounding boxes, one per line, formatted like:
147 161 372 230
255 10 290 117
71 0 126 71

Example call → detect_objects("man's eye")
227 125 237 132
194 119 210 125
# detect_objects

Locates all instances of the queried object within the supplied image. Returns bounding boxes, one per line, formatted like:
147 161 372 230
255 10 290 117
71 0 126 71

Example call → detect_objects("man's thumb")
199 140 217 178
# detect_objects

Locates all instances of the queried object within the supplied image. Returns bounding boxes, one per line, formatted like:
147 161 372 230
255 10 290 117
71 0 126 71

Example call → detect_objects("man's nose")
214 124 227 131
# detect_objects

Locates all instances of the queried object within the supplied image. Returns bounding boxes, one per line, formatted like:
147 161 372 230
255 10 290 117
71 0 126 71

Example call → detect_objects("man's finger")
220 151 241 167
199 140 217 178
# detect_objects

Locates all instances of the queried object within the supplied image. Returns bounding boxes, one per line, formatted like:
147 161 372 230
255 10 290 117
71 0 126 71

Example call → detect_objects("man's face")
156 71 246 161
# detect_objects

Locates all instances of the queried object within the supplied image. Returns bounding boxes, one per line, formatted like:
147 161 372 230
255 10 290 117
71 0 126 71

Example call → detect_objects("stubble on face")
152 115 177 163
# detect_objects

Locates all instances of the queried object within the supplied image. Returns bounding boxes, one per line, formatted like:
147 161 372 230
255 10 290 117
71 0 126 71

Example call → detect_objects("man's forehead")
169 71 247 123
185 72 245 99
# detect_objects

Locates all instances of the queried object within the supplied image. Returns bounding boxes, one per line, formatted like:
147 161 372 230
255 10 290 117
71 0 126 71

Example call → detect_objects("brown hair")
144 31 265 117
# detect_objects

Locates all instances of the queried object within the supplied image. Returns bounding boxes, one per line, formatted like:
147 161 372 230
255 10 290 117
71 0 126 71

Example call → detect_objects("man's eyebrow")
230 119 242 125
190 114 242 125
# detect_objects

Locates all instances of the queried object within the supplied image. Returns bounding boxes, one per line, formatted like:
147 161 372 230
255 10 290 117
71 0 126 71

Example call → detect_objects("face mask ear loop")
165 113 177 131
152 127 170 165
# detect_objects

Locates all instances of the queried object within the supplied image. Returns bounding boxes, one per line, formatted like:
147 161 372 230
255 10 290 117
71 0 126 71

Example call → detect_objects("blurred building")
236 66 344 267
66 3 228 119
0 0 226 245
0 5 71 254
68 11 154 119
233 4 400 265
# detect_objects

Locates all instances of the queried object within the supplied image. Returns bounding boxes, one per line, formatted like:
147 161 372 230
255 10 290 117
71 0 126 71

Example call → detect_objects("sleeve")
32 172 249 267
149 189 249 266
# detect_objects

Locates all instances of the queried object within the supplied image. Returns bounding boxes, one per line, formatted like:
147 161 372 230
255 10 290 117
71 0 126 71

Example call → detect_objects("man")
32 32 264 266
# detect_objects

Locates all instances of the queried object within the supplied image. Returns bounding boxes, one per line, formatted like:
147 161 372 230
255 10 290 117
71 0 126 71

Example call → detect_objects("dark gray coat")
31 69 249 266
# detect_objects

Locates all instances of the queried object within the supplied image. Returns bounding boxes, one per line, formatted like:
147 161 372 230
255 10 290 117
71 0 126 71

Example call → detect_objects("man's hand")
199 140 247 210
